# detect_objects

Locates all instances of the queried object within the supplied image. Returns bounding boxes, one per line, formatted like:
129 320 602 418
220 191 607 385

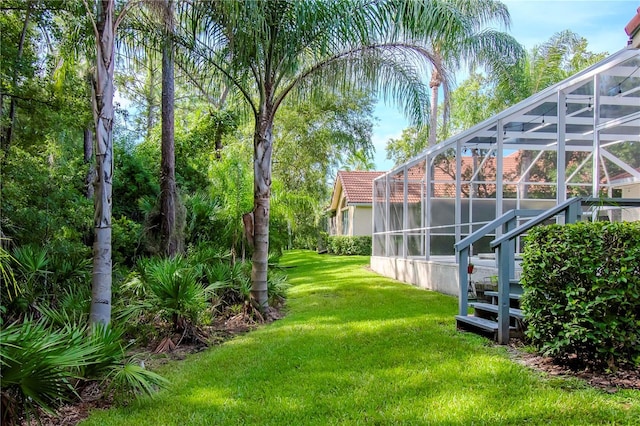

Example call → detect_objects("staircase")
454 197 640 344
453 207 542 344
455 279 524 340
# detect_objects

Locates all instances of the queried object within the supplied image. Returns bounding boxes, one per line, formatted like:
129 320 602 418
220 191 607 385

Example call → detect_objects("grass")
83 250 640 425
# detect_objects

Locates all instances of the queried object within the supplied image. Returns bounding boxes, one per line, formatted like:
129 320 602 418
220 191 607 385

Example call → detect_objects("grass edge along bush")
520 221 640 370
326 235 371 256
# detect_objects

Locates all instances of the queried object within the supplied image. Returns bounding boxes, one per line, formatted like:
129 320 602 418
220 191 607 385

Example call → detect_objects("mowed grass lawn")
83 250 640 425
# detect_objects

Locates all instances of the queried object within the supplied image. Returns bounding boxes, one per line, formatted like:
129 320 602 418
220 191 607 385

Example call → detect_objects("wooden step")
484 291 521 301
455 315 517 335
455 315 499 332
470 302 524 319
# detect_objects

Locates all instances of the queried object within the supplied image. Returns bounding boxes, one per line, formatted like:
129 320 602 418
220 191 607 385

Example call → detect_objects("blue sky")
371 0 640 171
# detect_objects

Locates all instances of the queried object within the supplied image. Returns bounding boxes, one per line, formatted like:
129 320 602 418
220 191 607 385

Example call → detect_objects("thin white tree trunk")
251 110 273 310
90 0 116 325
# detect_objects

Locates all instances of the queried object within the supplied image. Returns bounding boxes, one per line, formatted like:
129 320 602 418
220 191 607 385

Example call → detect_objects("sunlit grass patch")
83 250 640 426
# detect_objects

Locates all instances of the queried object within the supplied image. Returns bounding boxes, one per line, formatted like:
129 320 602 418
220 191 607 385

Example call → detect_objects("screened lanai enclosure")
370 46 640 297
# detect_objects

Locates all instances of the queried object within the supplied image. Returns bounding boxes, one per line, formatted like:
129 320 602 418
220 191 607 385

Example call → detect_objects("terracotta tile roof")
331 151 572 209
338 170 384 203
625 6 640 37
431 152 521 197
328 171 385 211
383 153 522 198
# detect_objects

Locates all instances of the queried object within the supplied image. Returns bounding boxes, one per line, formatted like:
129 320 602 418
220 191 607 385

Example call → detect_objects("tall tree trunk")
89 0 116 326
428 70 441 147
250 110 273 310
84 126 96 199
160 0 179 257
2 1 32 154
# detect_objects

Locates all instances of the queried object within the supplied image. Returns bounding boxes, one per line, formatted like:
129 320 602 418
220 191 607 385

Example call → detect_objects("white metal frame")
372 47 640 260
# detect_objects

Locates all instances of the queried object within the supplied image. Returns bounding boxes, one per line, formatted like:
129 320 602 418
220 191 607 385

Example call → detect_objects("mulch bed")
506 340 640 392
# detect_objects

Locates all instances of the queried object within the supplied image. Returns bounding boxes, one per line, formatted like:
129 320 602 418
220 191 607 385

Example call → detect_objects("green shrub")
327 236 371 256
521 221 640 369
112 216 144 266
1 319 95 424
267 271 290 306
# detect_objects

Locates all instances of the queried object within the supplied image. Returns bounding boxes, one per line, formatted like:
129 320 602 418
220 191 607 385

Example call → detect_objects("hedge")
520 221 640 369
326 236 372 256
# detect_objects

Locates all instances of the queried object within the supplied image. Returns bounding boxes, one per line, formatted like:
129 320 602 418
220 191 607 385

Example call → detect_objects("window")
341 209 350 236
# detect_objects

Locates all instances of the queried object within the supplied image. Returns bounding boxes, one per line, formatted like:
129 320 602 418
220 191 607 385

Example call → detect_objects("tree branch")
81 0 99 37
1 93 57 108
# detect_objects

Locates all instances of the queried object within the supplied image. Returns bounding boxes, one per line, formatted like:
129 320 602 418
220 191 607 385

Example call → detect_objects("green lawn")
83 250 639 425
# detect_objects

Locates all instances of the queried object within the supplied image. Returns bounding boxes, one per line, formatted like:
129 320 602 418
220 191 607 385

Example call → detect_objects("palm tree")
425 0 523 146
181 0 488 311
157 0 181 257
495 30 607 107
83 0 134 325
119 0 184 257
343 151 376 171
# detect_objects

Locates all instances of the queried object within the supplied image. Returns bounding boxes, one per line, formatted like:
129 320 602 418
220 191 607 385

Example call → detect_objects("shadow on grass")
82 250 640 426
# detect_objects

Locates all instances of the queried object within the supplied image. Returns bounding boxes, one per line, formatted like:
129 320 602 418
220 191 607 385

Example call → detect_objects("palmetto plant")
0 319 93 425
0 319 168 425
13 245 50 289
0 245 19 304
136 256 208 332
267 271 290 307
8 245 51 316
203 261 250 307
203 260 288 318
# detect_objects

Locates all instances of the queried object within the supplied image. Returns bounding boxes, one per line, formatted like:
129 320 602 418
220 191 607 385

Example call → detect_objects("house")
611 169 640 222
327 155 524 239
625 6 640 47
327 171 384 236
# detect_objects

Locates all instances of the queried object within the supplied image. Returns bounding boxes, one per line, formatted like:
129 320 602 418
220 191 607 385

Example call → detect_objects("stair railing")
454 209 541 321
490 197 583 344
489 197 640 343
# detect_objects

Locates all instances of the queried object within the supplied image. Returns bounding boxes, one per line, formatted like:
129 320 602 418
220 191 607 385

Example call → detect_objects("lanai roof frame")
373 46 640 260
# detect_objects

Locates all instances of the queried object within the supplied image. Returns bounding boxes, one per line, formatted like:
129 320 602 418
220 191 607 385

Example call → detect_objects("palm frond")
105 358 170 397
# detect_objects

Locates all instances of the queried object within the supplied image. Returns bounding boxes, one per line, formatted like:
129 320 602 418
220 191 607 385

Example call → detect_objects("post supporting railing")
489 197 640 344
454 209 540 318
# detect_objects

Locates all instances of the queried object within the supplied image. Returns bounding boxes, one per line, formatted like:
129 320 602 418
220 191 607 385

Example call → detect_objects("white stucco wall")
621 184 640 222
370 256 499 297
352 206 373 236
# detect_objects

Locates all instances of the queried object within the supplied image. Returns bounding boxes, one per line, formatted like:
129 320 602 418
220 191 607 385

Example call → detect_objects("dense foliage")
3 0 619 422
0 319 168 425
521 221 640 369
327 236 372 256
